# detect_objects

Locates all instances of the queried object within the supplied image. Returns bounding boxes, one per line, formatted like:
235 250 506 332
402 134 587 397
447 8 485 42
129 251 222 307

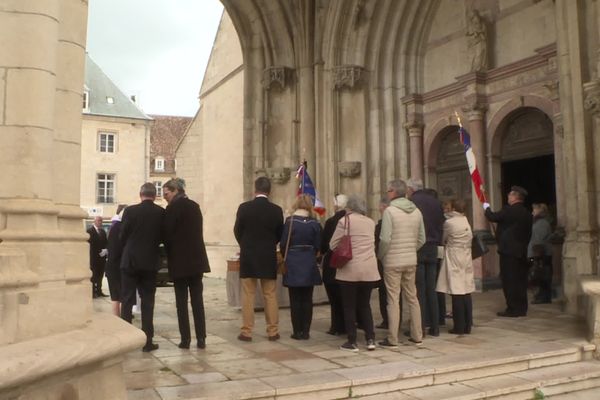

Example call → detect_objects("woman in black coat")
281 194 322 340
163 178 211 349
106 204 127 316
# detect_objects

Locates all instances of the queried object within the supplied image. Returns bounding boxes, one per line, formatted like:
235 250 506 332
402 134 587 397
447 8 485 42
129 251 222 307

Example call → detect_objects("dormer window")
83 87 90 112
155 157 165 172
106 96 114 104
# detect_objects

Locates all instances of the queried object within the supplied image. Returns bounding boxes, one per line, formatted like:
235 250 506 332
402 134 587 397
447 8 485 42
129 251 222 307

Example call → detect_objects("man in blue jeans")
407 179 445 337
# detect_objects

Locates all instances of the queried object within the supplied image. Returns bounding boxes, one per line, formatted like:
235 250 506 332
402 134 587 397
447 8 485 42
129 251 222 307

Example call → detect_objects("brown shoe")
268 333 280 341
237 334 252 342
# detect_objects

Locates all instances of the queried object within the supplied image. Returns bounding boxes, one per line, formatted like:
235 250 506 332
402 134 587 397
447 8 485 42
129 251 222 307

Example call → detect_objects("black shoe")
290 333 303 340
237 334 252 342
340 341 359 352
531 299 551 304
268 333 281 341
326 329 338 335
448 329 464 335
142 343 159 352
197 338 206 349
178 341 190 349
496 311 525 318
428 328 440 337
376 322 388 329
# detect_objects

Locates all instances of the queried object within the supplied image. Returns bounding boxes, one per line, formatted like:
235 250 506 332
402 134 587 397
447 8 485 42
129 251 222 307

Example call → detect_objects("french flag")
459 126 487 203
296 164 326 216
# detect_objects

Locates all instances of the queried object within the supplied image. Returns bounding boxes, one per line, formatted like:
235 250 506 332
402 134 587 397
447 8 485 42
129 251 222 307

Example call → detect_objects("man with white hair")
378 180 425 347
407 178 445 337
320 194 349 335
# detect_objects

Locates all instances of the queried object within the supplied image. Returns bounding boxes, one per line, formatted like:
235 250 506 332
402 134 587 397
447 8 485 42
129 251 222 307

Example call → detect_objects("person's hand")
483 202 490 210
99 248 108 257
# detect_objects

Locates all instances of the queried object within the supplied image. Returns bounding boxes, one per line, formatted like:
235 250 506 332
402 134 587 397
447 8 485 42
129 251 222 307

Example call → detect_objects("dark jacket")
280 214 322 287
234 196 284 279
87 225 107 270
120 200 165 271
106 220 123 278
320 209 346 284
411 190 444 263
163 194 210 279
485 202 532 258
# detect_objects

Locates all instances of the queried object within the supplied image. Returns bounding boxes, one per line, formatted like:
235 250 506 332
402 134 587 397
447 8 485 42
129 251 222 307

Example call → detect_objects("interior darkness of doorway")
501 155 556 210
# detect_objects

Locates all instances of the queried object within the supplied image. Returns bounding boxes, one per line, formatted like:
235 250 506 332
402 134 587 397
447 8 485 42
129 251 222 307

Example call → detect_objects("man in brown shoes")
234 177 284 341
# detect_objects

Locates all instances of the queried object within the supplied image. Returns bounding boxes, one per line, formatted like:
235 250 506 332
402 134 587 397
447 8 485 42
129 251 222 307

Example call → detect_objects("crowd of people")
88 175 552 353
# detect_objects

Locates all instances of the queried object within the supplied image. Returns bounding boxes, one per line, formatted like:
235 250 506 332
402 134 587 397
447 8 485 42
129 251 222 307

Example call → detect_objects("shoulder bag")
329 213 352 269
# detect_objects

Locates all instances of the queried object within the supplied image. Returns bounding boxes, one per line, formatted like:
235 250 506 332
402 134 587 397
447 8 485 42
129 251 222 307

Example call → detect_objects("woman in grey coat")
528 203 553 304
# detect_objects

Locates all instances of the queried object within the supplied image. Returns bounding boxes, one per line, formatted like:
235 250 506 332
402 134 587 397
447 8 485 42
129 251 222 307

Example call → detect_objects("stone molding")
333 65 365 90
338 161 361 178
463 103 488 121
583 80 600 117
263 67 293 91
405 121 424 137
265 167 291 184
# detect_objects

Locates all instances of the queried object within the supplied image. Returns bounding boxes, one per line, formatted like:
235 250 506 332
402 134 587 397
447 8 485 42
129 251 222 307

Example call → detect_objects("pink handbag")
330 214 353 269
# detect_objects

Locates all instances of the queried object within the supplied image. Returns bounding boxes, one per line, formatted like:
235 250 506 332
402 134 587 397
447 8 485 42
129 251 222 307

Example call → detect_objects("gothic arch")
487 95 557 157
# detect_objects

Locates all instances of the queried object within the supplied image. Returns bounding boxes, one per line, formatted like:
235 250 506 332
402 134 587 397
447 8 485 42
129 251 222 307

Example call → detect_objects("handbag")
471 233 489 260
329 214 353 269
278 216 294 274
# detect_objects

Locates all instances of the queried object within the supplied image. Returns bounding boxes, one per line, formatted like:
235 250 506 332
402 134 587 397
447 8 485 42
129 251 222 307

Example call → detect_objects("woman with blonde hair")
280 194 323 340
436 199 474 335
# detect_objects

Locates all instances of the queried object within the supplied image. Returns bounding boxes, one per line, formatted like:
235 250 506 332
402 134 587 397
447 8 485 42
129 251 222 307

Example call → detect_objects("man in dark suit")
87 216 108 298
484 185 533 317
163 178 211 350
234 177 284 341
120 182 165 352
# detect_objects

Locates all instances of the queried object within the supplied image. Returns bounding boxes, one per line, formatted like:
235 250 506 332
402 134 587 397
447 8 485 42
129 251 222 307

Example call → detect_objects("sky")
86 0 224 117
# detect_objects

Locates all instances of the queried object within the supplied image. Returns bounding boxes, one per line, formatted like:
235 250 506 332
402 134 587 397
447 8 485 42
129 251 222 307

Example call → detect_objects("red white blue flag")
296 164 326 216
459 126 487 203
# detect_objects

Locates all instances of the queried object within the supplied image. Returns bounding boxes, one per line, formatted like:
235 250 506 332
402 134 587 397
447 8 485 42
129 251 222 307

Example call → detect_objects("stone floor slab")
280 357 340 372
181 372 228 384
210 357 293 380
156 378 275 400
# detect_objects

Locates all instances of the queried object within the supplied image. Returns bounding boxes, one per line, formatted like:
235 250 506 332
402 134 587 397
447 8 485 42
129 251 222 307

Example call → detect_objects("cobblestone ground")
92 277 588 400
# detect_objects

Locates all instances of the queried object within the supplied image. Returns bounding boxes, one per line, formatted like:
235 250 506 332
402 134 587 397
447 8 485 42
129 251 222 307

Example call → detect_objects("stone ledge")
0 312 145 391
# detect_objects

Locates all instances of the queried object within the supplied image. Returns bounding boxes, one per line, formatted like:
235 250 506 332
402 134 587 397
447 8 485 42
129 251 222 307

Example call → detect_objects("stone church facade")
180 0 600 342
2 0 600 398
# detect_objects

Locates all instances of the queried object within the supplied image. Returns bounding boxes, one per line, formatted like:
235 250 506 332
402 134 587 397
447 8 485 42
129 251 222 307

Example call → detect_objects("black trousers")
500 255 529 315
436 261 446 325
416 259 439 333
121 269 157 344
288 286 314 335
90 260 106 294
174 274 206 344
324 282 345 333
339 282 374 343
534 256 553 302
451 294 472 334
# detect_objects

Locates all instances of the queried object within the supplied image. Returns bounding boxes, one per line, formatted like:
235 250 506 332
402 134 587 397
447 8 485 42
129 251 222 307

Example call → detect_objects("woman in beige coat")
330 194 380 352
436 199 474 335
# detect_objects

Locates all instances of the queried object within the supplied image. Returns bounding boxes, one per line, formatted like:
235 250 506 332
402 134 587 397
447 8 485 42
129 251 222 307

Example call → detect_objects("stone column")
0 2 144 398
406 122 424 181
466 105 488 231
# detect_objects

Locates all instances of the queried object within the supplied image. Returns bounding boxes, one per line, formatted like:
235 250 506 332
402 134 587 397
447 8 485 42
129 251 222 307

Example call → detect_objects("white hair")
407 178 424 191
334 194 348 209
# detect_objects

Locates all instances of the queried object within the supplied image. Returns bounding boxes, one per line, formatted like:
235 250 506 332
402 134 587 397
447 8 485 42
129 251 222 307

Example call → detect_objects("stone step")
154 342 596 400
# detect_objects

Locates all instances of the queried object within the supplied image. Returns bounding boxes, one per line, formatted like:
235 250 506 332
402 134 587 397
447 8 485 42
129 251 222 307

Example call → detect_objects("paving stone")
157 378 276 400
262 349 316 362
461 374 534 396
210 357 293 380
181 372 229 384
125 369 187 390
160 355 207 374
127 388 162 400
260 370 350 395
280 358 340 372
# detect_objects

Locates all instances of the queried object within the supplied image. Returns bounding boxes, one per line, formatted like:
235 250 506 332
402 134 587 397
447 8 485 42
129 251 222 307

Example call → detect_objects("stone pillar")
406 122 424 181
0 2 144 398
466 105 488 231
298 65 316 172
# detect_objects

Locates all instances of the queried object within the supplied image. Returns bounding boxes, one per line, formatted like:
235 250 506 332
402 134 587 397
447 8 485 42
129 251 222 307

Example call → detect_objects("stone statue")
466 9 488 72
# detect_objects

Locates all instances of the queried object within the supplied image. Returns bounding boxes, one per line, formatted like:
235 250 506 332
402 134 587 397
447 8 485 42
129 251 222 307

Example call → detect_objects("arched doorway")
498 108 556 210
435 125 472 223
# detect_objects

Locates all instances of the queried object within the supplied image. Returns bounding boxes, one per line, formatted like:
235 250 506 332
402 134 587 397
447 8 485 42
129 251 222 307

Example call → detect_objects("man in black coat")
320 194 348 335
120 182 165 352
87 216 108 298
407 179 444 336
163 178 211 350
234 177 284 341
484 185 533 317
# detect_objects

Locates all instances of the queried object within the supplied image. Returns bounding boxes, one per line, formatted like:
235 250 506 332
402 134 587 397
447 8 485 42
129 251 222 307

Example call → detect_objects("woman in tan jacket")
436 199 474 335
330 194 381 352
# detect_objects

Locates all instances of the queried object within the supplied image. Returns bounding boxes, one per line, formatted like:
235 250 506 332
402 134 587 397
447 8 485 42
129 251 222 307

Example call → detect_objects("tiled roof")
84 54 151 121
149 115 192 159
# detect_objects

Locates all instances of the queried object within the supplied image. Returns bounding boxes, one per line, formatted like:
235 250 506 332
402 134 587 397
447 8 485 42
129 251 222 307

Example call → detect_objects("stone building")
3 1 600 398
179 0 600 343
81 55 152 219
149 115 192 207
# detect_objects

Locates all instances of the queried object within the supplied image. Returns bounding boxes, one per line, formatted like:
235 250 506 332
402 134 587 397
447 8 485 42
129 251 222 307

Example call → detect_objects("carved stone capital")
462 103 487 121
404 121 424 137
333 65 365 90
584 80 600 117
543 80 559 101
263 67 294 91
338 161 361 178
